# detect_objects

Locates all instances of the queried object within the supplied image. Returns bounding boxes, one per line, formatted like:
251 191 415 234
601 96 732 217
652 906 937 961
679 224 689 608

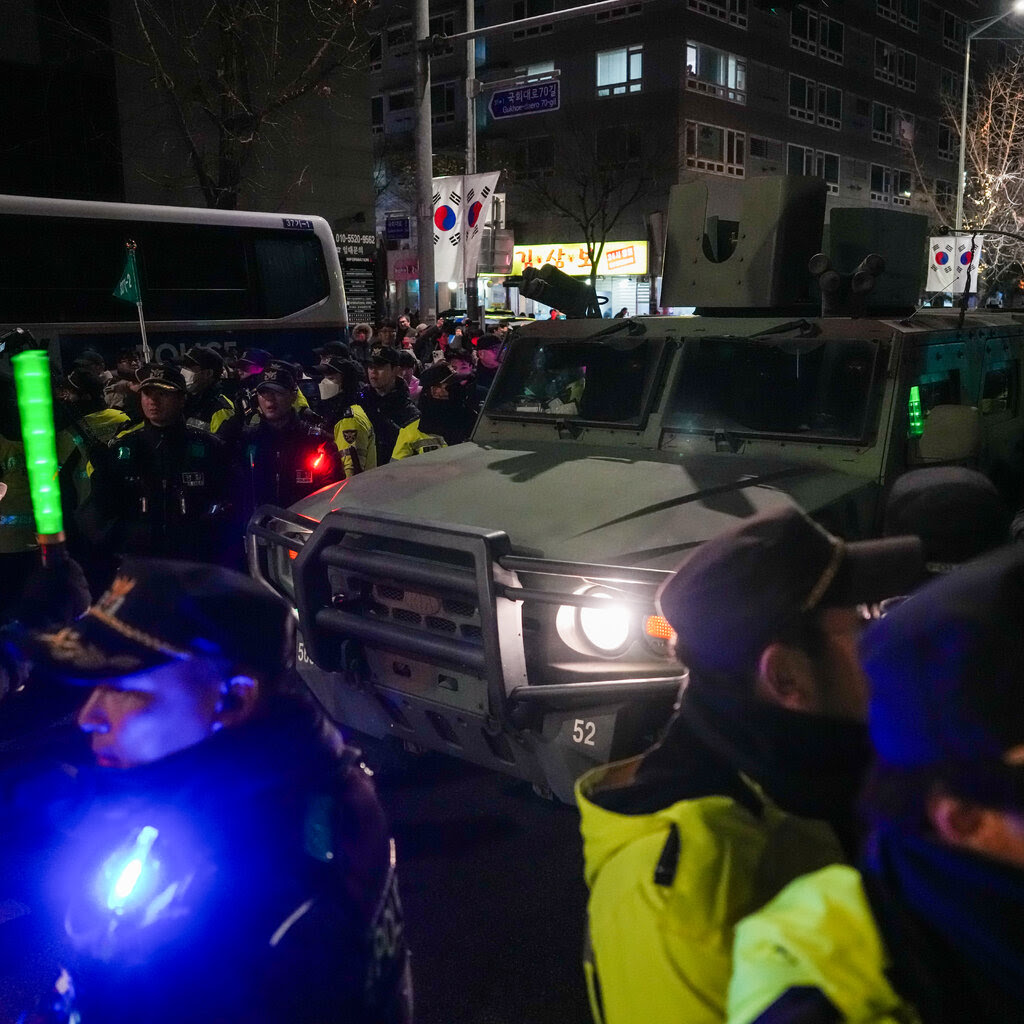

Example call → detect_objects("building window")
513 0 554 39
596 3 642 21
371 95 384 134
597 44 643 97
791 7 844 62
937 123 955 161
876 41 916 90
687 0 748 30
597 125 644 163
749 136 771 159
685 122 745 177
871 165 913 205
943 12 965 53
516 61 556 77
369 34 382 73
818 85 842 129
788 145 840 192
872 102 893 143
878 0 918 30
388 90 414 113
896 110 915 145
429 13 456 55
386 22 413 57
686 42 747 103
514 135 555 178
431 81 457 124
789 74 817 123
940 67 963 99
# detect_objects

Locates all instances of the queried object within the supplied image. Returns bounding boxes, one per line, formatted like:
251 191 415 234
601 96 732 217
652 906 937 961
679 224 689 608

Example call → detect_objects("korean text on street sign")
489 81 560 119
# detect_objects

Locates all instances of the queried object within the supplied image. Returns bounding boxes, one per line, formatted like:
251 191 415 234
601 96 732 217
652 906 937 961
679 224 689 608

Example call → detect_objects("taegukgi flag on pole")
926 235 981 293
462 172 501 278
432 175 464 283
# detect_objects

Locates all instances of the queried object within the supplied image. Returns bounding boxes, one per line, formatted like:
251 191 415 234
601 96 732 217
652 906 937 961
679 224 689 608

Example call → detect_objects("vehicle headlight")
556 585 634 657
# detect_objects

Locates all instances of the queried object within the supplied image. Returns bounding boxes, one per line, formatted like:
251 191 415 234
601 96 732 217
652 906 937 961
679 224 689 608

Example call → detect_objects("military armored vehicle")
248 177 1024 801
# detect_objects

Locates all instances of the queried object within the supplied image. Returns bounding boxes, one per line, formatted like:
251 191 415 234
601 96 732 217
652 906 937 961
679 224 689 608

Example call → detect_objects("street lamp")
954 1 1024 233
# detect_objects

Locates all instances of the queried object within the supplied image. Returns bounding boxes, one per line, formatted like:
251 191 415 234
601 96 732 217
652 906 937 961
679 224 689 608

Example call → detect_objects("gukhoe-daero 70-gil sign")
488 80 560 119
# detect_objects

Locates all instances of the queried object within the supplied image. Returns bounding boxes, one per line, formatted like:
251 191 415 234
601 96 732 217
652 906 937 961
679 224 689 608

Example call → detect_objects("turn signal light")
644 615 676 641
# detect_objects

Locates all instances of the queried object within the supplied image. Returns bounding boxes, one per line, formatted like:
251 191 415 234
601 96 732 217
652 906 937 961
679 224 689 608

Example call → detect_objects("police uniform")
91 419 230 562
242 412 340 514
390 418 447 460
325 400 377 477
56 407 132 512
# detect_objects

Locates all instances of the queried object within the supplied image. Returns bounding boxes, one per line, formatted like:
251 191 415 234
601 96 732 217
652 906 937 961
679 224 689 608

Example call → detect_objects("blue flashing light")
104 824 160 913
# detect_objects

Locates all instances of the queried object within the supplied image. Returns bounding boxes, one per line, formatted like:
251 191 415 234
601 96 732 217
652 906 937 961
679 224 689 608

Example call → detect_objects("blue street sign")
385 217 410 240
488 80 560 119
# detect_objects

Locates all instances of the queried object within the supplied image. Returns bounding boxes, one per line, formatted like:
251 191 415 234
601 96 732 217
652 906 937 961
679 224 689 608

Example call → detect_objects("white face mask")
180 367 198 392
319 377 341 401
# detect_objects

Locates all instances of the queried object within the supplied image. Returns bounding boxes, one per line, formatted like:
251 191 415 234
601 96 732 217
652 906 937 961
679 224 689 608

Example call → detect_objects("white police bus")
0 194 346 369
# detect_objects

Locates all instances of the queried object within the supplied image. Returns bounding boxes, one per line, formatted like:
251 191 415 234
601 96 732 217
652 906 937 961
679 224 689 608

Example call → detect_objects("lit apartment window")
685 122 745 176
597 44 643 97
788 145 840 193
872 102 893 143
371 95 384 134
687 0 748 30
686 41 747 103
513 0 554 39
896 110 915 145
431 82 457 124
938 123 955 161
943 11 965 53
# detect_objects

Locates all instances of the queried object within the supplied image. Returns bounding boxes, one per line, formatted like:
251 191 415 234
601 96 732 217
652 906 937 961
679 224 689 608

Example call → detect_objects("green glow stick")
907 385 924 438
12 349 64 539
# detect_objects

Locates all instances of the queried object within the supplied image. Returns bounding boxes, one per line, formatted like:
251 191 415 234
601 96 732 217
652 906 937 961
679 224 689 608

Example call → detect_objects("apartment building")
371 0 1000 312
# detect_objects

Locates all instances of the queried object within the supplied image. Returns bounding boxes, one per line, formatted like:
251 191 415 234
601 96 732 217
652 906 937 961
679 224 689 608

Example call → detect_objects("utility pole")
465 0 478 320
414 0 435 320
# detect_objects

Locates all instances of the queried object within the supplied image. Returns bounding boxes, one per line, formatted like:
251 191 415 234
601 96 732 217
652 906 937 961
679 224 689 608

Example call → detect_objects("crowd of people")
0 316 508 599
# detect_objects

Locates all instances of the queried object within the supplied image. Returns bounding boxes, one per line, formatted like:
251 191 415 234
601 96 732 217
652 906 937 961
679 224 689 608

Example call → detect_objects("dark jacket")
91 420 231 562
20 696 412 1024
358 379 419 464
184 386 241 447
242 413 340 516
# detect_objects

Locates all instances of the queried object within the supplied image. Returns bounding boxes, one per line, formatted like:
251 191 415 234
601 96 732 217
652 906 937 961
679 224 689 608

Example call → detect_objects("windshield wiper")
714 428 744 452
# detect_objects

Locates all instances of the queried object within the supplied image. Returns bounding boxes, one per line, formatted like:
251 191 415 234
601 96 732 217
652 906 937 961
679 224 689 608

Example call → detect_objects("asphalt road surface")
357 735 593 1024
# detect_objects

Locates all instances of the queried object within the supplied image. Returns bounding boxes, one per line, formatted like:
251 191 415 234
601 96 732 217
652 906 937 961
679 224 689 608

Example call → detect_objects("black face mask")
864 824 1024 1024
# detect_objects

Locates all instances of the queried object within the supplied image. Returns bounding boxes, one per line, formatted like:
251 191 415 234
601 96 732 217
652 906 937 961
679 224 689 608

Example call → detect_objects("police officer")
315 356 376 478
575 506 922 1024
241 366 340 518
391 362 474 460
11 558 412 1023
89 363 231 564
359 349 418 464
180 345 240 445
728 544 1024 1024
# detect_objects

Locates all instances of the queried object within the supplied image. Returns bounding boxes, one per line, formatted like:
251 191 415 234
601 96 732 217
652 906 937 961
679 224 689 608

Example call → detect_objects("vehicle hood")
292 441 871 570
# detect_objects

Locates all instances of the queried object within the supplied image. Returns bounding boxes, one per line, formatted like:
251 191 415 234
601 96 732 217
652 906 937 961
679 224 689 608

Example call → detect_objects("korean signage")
335 231 380 325
489 81 560 119
511 241 649 277
388 250 419 282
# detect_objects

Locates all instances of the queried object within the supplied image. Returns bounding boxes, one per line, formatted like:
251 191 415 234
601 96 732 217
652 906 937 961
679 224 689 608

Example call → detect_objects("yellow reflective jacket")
57 407 132 508
728 864 918 1024
330 403 377 478
390 419 447 460
576 757 846 1024
0 434 36 553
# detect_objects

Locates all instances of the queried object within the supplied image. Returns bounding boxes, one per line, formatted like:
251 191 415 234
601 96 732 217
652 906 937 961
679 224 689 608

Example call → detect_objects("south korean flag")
432 175 464 282
926 237 956 291
461 172 501 277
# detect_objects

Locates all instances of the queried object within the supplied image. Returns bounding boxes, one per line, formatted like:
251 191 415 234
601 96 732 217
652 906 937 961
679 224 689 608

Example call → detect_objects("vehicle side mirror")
916 404 981 463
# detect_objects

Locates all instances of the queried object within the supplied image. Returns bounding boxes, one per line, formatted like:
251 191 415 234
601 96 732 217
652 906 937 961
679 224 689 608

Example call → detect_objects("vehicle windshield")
487 335 660 426
666 336 882 441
